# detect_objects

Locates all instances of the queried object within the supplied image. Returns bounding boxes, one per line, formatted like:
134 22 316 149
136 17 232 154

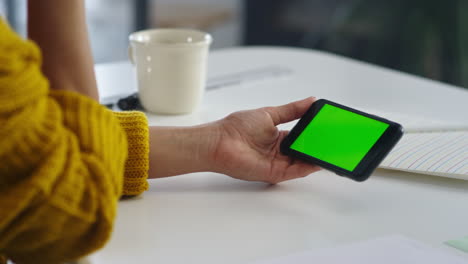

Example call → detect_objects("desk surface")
91 47 468 264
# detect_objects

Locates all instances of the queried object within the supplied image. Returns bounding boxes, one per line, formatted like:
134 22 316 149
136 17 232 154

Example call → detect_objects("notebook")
379 131 468 180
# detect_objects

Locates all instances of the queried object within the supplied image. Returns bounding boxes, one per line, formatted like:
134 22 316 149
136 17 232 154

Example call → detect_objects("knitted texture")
0 19 149 263
114 111 150 195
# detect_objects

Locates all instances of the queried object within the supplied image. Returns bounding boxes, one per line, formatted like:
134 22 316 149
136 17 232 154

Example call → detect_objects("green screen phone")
281 99 403 181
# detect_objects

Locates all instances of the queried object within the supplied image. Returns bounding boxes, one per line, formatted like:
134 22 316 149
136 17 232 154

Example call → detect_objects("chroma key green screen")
290 104 389 171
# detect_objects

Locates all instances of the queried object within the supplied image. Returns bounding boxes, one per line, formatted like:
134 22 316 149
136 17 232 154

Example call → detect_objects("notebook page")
379 131 468 179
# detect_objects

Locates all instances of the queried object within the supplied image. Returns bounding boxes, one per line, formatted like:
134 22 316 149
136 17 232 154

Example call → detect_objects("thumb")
265 97 316 125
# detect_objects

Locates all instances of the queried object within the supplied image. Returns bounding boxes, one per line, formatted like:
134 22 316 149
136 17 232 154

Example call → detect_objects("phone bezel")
280 99 403 181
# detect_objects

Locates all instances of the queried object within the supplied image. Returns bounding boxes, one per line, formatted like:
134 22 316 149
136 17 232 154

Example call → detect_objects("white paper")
253 235 468 264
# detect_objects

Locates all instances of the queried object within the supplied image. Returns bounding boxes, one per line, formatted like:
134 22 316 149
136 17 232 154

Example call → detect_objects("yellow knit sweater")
0 19 149 263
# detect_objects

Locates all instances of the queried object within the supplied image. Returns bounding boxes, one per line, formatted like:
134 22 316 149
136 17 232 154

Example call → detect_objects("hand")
212 97 321 184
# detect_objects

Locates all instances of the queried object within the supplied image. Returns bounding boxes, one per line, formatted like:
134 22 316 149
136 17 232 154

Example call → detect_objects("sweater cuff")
113 111 149 196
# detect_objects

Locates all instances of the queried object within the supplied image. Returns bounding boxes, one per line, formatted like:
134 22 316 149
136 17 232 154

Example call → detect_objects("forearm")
148 124 220 178
27 0 98 100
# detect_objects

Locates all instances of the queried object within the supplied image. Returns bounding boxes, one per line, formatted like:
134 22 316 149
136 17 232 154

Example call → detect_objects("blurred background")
2 0 467 89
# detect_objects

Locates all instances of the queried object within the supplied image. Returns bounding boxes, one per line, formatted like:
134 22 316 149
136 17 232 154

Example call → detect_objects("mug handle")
128 45 135 65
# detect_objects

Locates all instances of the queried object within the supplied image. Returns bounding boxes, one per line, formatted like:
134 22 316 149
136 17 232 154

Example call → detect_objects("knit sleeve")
113 111 150 195
0 19 148 263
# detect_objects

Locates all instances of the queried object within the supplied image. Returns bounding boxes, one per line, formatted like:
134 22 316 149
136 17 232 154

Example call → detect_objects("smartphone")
280 99 403 181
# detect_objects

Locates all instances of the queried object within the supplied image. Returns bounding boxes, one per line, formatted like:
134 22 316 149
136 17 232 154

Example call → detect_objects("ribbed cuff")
113 111 149 196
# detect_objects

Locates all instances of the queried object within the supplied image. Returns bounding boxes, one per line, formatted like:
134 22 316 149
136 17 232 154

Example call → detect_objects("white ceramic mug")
129 29 212 114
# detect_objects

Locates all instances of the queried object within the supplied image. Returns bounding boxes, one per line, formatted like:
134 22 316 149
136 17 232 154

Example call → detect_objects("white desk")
91 47 468 264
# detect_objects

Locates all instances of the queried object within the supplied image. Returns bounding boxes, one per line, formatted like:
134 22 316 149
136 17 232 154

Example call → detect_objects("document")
253 235 468 264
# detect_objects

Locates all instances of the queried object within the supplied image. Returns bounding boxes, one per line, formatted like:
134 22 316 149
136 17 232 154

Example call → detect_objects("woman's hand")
212 97 321 183
148 97 320 183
